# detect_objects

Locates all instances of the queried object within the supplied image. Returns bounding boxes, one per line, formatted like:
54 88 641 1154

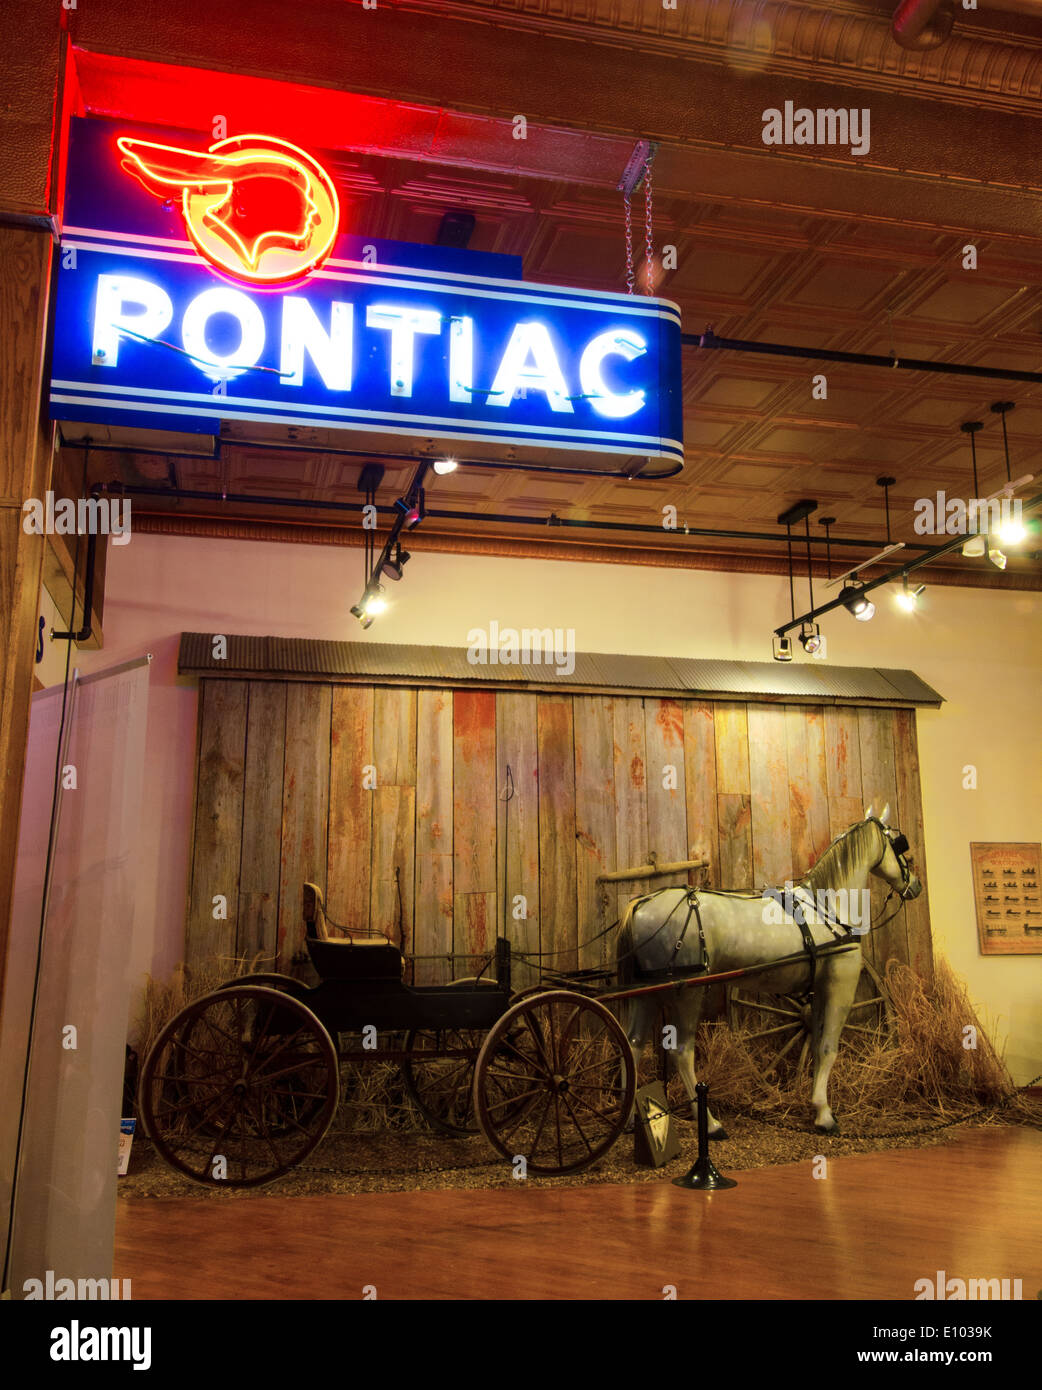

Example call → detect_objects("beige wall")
72 532 1042 1083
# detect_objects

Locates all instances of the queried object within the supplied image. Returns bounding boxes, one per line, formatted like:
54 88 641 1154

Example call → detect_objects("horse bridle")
874 818 917 900
795 816 916 942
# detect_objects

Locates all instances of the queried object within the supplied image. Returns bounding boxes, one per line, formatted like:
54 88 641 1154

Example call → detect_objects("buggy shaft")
597 942 861 1003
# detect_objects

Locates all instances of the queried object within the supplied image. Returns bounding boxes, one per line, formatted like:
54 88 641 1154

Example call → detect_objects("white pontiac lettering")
181 287 265 379
579 329 646 418
366 304 441 396
487 321 573 413
86 277 656 425
449 315 474 403
92 275 173 367
280 298 353 390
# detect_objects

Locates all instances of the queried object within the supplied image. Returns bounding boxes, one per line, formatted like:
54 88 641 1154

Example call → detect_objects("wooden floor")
114 1127 1040 1300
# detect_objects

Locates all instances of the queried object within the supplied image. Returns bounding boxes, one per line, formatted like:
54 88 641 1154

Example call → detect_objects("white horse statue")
617 806 921 1135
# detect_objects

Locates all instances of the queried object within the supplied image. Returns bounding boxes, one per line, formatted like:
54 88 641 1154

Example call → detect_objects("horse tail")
614 898 642 1042
616 897 639 989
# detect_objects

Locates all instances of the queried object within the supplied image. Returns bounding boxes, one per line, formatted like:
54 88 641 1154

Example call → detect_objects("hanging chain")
643 157 654 295
623 190 635 295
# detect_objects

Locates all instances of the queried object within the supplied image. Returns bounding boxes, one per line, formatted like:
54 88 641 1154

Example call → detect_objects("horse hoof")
709 1126 728 1142
814 1121 840 1136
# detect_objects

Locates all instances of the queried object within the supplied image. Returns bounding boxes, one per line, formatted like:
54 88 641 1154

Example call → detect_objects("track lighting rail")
774 489 1042 635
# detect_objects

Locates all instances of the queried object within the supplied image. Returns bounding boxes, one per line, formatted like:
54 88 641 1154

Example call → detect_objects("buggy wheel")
139 985 339 1188
401 1027 486 1134
474 990 635 1176
401 978 500 1134
726 957 893 1089
215 972 308 996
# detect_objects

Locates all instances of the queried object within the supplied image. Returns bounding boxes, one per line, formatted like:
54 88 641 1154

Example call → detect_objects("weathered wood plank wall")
186 683 933 983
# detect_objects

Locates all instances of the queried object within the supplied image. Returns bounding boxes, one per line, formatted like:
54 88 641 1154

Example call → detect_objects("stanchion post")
671 1082 737 1190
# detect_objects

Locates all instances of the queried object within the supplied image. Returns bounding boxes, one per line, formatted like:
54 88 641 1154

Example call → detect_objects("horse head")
864 803 922 900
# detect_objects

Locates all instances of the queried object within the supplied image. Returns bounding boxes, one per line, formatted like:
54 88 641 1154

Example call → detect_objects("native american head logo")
116 133 340 285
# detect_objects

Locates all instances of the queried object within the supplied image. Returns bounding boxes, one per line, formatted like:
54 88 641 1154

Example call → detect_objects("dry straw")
690 957 1037 1131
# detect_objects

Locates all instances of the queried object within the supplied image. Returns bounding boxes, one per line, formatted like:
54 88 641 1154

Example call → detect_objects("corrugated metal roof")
177 634 943 705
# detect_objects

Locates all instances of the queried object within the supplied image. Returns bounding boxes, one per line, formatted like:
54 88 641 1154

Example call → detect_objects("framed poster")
970 843 1042 955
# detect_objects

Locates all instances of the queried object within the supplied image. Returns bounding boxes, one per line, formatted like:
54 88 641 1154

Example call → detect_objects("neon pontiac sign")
116 134 340 285
49 119 683 464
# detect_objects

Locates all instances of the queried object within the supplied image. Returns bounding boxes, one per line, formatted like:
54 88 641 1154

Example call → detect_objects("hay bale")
684 955 1036 1133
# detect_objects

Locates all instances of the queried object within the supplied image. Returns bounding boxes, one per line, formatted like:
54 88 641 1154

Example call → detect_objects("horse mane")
799 819 882 893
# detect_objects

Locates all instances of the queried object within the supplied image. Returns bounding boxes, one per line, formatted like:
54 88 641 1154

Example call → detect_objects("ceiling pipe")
891 0 956 50
100 482 945 554
688 330 1042 385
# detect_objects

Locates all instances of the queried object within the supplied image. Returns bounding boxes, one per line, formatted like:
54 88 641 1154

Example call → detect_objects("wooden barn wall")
186 683 933 985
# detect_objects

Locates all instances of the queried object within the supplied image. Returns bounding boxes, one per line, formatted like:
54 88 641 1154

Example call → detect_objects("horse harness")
760 885 856 991
629 819 915 990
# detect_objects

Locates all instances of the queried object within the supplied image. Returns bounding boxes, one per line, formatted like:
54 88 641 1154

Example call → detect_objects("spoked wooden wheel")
401 978 500 1134
139 985 339 1188
474 990 636 1176
216 972 309 1001
401 1028 486 1134
726 958 893 1089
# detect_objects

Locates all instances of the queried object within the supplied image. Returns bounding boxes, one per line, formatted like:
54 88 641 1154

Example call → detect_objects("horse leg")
809 951 862 1133
621 996 654 1130
670 997 728 1139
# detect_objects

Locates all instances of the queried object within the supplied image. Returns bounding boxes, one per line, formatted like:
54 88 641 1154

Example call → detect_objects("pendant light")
991 402 1028 547
959 421 986 558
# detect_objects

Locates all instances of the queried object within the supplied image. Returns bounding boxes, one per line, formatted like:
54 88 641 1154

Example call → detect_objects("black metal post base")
672 1153 738 1190
671 1080 737 1191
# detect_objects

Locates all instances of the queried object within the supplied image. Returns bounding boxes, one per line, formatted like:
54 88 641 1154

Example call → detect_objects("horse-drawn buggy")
139 809 920 1186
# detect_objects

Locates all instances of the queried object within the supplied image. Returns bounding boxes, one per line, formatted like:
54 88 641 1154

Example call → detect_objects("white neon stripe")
63 240 201 267
51 378 681 449
60 233 682 322
62 225 194 252
50 393 683 459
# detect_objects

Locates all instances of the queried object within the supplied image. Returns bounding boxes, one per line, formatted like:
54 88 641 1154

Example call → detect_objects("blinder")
880 823 917 899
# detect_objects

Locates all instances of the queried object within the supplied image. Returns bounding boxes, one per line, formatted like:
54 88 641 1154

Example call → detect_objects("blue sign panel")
50 119 683 465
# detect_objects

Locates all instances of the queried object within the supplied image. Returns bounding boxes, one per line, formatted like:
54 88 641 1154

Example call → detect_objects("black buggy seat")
301 882 404 982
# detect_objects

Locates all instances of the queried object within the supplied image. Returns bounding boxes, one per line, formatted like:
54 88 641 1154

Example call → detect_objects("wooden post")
0 226 57 1008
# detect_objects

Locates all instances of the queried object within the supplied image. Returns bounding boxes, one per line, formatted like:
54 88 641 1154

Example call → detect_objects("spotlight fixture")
776 499 817 664
350 582 388 627
381 544 410 582
362 585 387 616
841 583 875 621
895 577 925 612
433 457 458 476
395 490 426 527
997 512 1027 546
798 624 823 654
987 545 1007 570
